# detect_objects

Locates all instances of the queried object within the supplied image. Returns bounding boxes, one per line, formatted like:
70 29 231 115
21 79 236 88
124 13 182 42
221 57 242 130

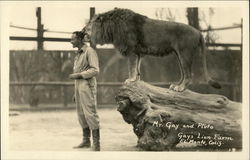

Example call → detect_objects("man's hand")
69 73 82 80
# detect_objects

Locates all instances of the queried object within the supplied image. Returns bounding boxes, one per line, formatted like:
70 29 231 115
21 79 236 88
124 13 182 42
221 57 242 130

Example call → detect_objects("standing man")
69 31 100 151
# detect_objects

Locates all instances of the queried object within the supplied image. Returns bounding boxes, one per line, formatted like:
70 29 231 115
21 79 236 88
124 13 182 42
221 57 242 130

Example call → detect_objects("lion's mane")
90 8 147 56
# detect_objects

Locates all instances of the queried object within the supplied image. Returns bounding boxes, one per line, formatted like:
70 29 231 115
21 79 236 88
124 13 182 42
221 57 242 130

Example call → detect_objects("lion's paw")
169 84 175 90
169 84 185 92
124 78 137 84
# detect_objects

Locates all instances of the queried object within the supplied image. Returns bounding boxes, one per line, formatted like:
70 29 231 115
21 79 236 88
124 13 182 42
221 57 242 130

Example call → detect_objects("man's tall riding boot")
73 127 91 148
92 129 100 151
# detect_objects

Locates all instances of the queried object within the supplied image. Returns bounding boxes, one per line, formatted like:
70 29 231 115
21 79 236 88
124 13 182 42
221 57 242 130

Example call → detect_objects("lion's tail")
200 33 221 89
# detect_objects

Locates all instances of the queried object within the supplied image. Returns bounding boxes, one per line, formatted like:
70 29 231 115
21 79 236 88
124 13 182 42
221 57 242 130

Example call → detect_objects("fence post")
89 7 96 48
186 8 199 29
90 7 95 19
36 7 44 50
241 18 243 52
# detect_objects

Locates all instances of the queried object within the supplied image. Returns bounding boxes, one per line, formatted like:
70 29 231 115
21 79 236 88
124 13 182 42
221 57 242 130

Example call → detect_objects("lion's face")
83 22 92 37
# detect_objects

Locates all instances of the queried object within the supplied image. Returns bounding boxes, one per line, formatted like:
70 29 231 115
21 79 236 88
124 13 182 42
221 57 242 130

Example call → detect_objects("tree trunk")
115 81 242 151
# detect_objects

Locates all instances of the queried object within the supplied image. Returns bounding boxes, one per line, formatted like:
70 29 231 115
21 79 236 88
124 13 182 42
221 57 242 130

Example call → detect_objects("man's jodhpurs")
75 79 99 130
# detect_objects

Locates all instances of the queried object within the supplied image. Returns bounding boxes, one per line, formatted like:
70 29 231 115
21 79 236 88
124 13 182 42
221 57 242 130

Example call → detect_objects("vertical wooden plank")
36 7 44 50
90 7 95 20
186 8 199 29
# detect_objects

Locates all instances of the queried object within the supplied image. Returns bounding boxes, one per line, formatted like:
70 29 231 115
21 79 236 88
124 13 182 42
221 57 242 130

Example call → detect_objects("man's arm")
79 48 99 79
69 73 82 79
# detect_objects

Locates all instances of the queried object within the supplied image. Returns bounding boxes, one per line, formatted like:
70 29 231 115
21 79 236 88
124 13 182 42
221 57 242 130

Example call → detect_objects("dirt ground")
9 107 139 151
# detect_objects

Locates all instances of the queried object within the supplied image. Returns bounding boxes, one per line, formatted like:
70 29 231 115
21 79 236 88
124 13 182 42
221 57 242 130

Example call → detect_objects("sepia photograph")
1 1 249 160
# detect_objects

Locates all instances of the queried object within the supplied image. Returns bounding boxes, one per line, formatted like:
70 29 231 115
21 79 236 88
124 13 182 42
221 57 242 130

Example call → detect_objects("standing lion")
82 8 221 92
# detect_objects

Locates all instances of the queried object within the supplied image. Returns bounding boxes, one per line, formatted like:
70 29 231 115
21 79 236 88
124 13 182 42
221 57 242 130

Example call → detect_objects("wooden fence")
9 48 242 107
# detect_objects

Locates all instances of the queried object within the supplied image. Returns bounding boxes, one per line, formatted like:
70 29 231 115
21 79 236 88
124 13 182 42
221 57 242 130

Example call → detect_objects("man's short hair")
72 31 86 41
